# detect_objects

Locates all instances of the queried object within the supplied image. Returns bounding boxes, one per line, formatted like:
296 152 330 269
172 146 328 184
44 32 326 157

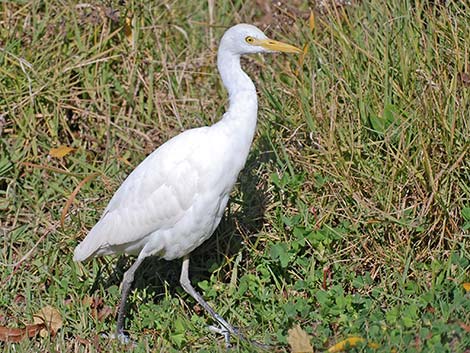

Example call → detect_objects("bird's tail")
73 221 108 262
73 241 95 262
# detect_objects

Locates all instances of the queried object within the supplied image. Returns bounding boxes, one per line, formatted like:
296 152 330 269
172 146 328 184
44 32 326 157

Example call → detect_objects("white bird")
73 23 301 347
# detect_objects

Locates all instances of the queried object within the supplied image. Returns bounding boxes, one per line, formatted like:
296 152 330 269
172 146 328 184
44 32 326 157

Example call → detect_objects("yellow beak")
255 38 302 54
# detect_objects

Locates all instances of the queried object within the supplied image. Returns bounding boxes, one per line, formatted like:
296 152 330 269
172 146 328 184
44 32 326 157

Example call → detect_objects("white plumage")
73 23 300 346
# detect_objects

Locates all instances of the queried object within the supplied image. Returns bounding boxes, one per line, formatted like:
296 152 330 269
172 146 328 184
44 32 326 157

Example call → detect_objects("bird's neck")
215 48 258 175
217 50 258 114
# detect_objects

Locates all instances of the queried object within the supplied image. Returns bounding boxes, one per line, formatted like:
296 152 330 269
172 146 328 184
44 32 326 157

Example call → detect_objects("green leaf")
270 243 291 268
283 301 297 318
386 306 399 324
315 290 330 306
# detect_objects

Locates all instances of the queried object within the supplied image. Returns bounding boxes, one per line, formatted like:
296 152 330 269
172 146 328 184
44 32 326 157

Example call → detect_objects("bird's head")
219 23 302 56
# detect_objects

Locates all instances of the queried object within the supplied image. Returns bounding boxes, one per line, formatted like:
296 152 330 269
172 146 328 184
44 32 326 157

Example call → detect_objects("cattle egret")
73 23 301 346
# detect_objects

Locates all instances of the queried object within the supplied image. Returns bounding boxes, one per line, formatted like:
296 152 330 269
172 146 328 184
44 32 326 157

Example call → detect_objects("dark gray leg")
116 256 146 339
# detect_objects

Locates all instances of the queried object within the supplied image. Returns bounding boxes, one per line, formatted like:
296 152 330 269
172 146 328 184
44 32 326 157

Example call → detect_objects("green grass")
1 0 469 352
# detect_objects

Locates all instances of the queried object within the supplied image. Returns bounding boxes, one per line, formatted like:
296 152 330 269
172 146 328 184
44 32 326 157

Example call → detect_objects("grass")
1 0 469 352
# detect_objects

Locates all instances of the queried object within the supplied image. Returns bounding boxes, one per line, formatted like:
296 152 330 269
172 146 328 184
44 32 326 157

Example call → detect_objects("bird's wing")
73 126 222 261
103 129 208 216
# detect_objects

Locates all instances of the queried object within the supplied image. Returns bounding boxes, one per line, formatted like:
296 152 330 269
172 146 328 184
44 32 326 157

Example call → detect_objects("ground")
0 0 469 352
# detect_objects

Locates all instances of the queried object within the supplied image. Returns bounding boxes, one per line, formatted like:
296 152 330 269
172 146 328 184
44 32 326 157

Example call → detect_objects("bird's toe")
207 324 233 348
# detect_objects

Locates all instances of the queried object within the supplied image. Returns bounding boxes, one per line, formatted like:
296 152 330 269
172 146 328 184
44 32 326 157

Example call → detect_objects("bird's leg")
179 256 239 348
116 255 146 341
180 256 272 350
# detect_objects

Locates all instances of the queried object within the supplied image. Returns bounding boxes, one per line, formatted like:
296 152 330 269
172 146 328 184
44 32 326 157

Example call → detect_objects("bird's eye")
245 36 255 44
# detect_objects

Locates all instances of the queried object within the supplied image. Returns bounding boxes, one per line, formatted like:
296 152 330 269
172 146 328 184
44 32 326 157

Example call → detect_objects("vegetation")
1 0 469 352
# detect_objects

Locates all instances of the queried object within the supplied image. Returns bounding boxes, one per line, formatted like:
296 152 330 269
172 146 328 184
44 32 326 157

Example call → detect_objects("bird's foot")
207 324 235 349
207 323 271 351
116 331 131 344
102 330 135 347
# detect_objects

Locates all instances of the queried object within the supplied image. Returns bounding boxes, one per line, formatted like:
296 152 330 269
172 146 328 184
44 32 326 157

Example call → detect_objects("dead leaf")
88 296 114 322
327 336 380 352
0 323 45 342
368 342 380 349
49 145 75 158
33 306 63 337
287 324 314 353
463 283 470 292
97 305 113 322
309 10 315 32
81 295 94 307
124 14 134 48
459 322 470 332
328 337 365 352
